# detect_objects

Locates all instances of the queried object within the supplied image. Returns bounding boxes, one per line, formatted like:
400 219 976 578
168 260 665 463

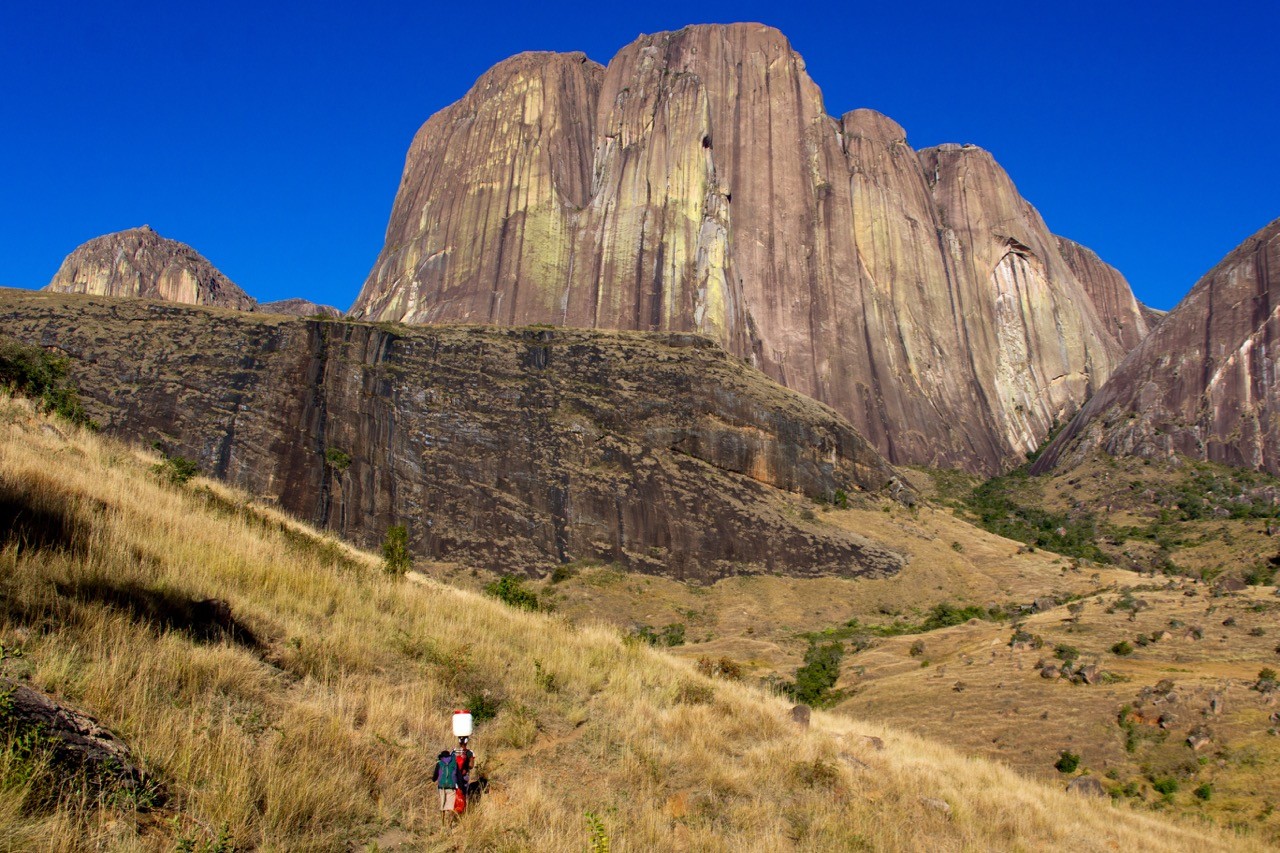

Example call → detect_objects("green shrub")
1054 751 1080 773
0 336 96 428
381 524 411 575
549 564 577 584
153 455 199 486
1111 641 1134 656
784 640 844 707
484 575 540 611
920 601 992 630
1193 782 1212 801
324 447 351 471
1054 644 1080 663
1245 564 1278 586
1151 777 1178 795
464 692 500 723
660 623 686 646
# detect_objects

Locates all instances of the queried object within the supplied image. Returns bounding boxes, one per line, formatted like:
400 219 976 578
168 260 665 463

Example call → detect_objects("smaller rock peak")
139 224 154 233
473 49 603 87
842 109 908 144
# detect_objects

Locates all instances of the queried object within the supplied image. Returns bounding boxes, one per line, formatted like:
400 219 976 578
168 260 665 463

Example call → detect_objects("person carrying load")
434 709 475 826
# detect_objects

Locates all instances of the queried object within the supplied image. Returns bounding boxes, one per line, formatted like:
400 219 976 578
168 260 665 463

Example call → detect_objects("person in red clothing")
453 736 476 811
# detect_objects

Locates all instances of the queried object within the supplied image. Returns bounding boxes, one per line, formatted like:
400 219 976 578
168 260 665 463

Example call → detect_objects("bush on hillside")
784 640 845 708
0 336 96 428
381 524 411 575
484 575 540 611
153 455 200 486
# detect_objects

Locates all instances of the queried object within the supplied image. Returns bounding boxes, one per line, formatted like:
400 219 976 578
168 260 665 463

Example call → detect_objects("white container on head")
452 710 473 738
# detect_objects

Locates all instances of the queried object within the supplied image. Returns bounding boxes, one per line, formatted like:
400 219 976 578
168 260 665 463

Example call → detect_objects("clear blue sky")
2 1 1276 312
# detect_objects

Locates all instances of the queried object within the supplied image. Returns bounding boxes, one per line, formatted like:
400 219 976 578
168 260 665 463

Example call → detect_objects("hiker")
433 748 461 827
454 735 476 797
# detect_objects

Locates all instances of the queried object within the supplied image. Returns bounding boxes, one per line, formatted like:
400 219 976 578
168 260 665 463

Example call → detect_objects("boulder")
1067 776 1107 798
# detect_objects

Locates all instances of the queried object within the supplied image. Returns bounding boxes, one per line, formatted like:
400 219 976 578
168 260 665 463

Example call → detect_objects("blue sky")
2 1 1276 312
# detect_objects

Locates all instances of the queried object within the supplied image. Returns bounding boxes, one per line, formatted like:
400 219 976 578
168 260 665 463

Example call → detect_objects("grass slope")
0 397 1251 851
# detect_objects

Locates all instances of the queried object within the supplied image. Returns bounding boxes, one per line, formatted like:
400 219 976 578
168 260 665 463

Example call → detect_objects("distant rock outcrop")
259 298 341 318
1033 218 1280 475
44 226 256 311
351 23 1140 475
0 289 908 582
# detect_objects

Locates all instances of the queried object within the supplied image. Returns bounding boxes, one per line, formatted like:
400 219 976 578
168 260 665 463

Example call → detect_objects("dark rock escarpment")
0 289 907 581
1033 218 1280 475
351 23 1140 475
44 226 256 311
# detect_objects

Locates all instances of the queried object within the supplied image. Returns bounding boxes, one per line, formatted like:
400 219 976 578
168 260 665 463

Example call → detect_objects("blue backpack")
436 752 458 789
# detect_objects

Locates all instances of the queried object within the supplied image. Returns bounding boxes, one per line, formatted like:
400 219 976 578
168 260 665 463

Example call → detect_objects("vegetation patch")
0 336 96 429
484 575 542 611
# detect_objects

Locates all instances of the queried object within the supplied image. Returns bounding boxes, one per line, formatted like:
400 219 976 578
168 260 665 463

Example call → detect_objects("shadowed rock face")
1033 218 1280 475
0 289 907 582
44 226 256 311
352 23 1137 475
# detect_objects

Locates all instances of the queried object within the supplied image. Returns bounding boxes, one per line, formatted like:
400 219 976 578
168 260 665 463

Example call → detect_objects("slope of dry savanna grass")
836 578 1280 843
0 396 1259 851
527 496 1138 679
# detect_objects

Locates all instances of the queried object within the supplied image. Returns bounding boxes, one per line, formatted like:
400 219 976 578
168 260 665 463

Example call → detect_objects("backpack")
436 753 458 789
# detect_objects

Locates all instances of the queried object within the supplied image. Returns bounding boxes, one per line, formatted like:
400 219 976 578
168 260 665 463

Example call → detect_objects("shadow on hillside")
0 480 86 554
54 580 261 649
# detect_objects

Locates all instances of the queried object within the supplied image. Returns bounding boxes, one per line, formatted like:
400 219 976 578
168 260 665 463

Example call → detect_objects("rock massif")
44 226 256 311
352 23 1144 475
1033 218 1280 475
0 288 907 581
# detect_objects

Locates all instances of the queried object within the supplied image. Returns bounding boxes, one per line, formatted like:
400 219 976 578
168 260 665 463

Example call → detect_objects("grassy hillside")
0 397 1256 851
923 453 1280 585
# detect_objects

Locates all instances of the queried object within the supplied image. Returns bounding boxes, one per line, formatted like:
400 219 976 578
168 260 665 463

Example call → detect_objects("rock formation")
0 288 907 581
351 23 1140 475
44 226 256 311
1032 218 1280 475
259 298 342 318
1055 236 1153 351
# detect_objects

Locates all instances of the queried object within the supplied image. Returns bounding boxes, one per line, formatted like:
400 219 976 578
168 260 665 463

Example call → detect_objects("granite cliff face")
0 289 907 581
1033 218 1280 475
1055 236 1153 351
45 226 256 311
352 23 1139 475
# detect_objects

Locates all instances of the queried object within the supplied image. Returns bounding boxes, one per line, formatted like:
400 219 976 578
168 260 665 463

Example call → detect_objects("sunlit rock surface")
1033 218 1280 475
352 23 1137 475
44 226 255 311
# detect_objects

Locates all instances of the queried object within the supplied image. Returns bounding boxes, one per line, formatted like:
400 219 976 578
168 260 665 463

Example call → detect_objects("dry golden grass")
0 396 1260 851
836 579 1280 842
536 497 1136 678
